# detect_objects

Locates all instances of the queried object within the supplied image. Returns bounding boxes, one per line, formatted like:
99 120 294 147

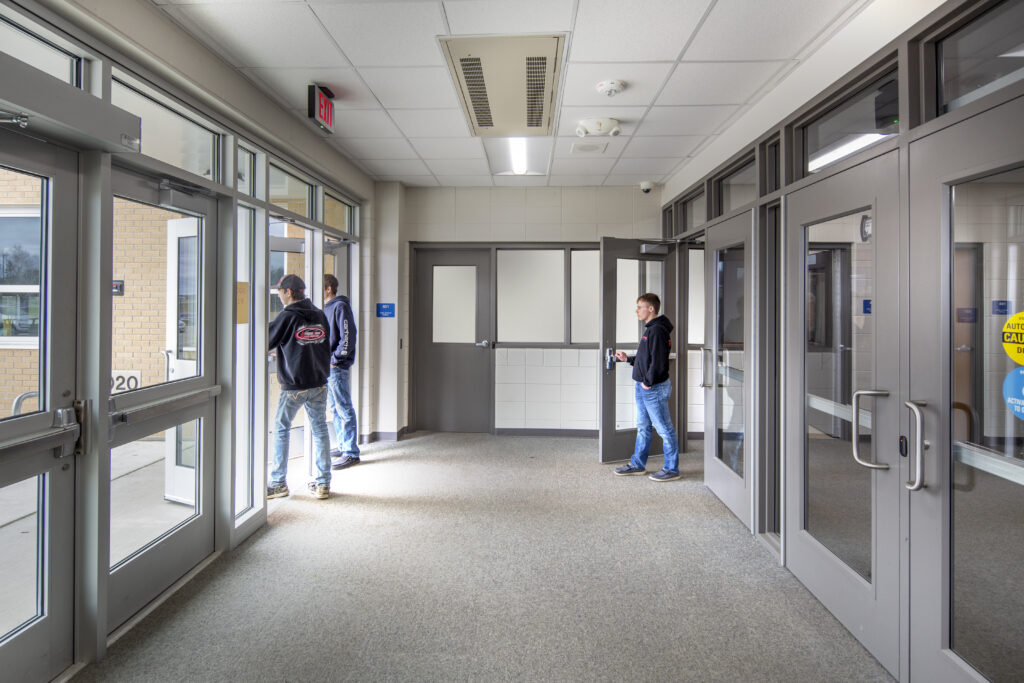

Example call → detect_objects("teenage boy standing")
323 274 360 470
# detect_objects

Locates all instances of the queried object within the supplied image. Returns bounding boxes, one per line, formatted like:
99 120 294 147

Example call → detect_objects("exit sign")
307 85 334 134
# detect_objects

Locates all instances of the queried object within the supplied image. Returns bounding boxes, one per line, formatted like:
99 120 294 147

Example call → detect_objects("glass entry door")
784 151 900 675
599 237 676 463
908 93 1024 683
703 213 753 526
0 128 79 681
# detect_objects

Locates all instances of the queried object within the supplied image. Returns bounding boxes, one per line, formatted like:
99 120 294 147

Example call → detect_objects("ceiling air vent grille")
525 56 547 128
459 57 493 128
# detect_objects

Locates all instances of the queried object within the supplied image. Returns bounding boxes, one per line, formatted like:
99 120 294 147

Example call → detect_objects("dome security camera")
639 181 654 194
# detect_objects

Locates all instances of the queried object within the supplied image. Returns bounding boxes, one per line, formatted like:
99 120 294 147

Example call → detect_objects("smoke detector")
596 80 626 97
576 117 621 137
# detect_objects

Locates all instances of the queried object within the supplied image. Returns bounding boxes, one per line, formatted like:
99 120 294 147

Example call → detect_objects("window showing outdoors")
804 71 898 174
497 250 564 343
324 193 351 233
684 192 706 231
111 197 202 392
719 160 756 213
939 1 1024 114
235 207 255 517
237 146 255 195
0 17 79 86
570 250 599 343
0 475 42 639
111 80 219 181
269 164 312 218
0 166 44 420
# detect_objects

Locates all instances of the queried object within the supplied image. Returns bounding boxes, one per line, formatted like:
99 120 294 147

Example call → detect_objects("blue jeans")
270 386 331 487
327 366 359 459
629 380 679 474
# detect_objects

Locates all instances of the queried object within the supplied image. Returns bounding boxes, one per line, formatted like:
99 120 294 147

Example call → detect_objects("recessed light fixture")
509 137 527 175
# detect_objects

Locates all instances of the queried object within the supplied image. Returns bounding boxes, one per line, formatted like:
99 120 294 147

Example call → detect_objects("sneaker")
331 455 361 470
648 469 682 482
267 483 289 499
614 464 646 476
307 481 329 499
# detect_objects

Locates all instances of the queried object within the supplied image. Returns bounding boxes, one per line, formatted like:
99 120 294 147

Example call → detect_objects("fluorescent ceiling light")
509 137 527 175
808 133 889 172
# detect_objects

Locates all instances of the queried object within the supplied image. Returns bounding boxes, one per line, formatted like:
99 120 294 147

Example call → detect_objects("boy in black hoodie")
267 274 333 499
323 274 359 469
613 292 681 481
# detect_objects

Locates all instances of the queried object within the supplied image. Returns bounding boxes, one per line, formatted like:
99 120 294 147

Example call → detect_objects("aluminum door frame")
703 212 756 528
906 94 1024 683
783 151 901 675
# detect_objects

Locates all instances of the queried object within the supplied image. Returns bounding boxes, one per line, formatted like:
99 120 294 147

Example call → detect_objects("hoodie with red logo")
627 315 674 387
268 298 331 390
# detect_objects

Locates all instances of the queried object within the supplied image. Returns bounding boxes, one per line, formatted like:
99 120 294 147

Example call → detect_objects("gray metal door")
412 249 493 432
907 94 1024 683
599 238 677 463
703 212 755 527
784 151 900 675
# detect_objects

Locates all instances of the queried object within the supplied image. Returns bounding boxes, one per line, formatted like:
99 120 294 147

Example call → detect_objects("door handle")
905 400 927 491
699 348 712 388
605 347 616 371
851 389 890 470
475 340 491 348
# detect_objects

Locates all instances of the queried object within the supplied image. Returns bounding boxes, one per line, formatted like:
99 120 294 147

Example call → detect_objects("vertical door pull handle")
851 389 890 470
699 348 712 388
905 400 927 491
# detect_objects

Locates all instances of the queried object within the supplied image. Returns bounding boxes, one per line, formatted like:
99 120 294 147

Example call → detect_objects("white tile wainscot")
495 347 599 430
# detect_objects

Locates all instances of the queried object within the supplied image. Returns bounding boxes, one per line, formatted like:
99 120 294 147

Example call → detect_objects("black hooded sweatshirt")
268 298 331 390
627 315 674 387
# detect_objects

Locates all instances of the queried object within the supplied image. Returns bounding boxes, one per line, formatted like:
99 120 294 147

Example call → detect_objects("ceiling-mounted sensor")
596 80 626 97
576 117 621 137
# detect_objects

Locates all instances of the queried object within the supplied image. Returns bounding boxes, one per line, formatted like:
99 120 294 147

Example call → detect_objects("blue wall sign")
376 303 395 318
862 299 872 315
1003 367 1024 421
993 300 1011 315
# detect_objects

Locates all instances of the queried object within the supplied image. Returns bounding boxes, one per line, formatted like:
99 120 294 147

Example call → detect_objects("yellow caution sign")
1002 312 1024 364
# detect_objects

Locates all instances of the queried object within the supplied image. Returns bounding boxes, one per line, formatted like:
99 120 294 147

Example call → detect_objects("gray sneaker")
648 469 682 482
307 481 329 499
331 455 361 470
267 483 289 499
614 464 646 476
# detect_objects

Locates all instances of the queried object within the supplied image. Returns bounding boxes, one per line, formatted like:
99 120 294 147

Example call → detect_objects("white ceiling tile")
435 175 495 186
170 3 346 68
548 175 608 187
612 157 681 175
562 63 674 107
571 0 712 62
657 61 788 106
339 138 419 160
557 106 649 137
606 173 671 185
409 138 485 159
621 136 704 158
331 110 404 138
242 67 381 110
382 175 440 187
684 0 854 61
493 175 550 186
550 158 617 175
390 109 470 138
311 2 447 67
360 159 432 176
359 68 461 109
424 158 490 175
444 0 574 35
637 105 739 136
553 136 628 158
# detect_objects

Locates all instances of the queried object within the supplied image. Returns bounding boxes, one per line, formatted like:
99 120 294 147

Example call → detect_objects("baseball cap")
277 274 305 292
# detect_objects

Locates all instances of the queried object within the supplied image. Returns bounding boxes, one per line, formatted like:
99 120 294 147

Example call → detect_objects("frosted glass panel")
616 258 640 344
688 249 705 344
0 19 77 84
497 250 564 343
433 266 476 343
645 260 663 299
571 250 599 343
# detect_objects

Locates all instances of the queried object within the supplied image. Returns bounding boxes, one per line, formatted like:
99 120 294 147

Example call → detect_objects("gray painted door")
412 249 493 432
784 151 900 675
703 212 754 528
599 238 677 463
908 94 1024 683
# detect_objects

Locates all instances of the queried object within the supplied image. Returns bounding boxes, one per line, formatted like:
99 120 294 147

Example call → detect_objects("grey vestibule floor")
74 433 892 682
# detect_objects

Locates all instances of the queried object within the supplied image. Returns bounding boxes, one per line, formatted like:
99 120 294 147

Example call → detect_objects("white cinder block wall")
393 185 663 434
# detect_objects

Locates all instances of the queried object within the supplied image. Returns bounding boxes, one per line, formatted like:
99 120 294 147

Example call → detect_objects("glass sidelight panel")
0 166 44 420
0 476 41 637
949 168 1024 680
716 244 745 476
803 212 873 580
110 419 201 568
235 207 254 517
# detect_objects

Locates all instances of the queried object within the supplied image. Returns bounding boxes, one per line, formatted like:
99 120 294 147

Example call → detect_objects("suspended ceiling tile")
553 136 629 158
379 175 440 187
657 61 789 106
311 2 448 67
410 138 485 159
550 157 617 176
612 157 681 175
424 158 491 175
169 3 346 68
621 136 704 158
557 106 649 137
339 137 419 160
683 0 855 61
390 109 470 138
605 173 670 185
360 159 432 176
444 0 574 35
561 62 674 107
242 67 381 110
548 175 609 186
493 175 550 186
331 110 404 138
359 67 461 109
570 0 712 62
637 105 739 136
435 175 495 186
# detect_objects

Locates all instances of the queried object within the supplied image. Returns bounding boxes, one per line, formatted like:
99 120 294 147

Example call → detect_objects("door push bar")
851 389 890 470
905 400 928 491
